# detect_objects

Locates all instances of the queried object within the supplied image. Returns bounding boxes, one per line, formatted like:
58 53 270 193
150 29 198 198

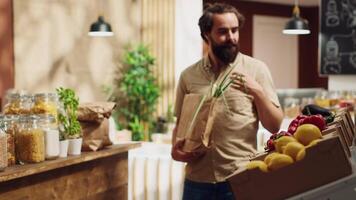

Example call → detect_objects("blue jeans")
182 179 235 200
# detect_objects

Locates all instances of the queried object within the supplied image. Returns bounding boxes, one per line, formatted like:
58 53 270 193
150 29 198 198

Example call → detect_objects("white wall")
328 76 356 90
175 0 203 86
253 15 298 89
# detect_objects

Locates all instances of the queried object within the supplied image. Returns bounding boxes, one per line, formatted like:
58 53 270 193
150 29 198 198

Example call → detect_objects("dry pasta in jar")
0 116 8 171
16 115 45 164
32 93 58 121
3 93 33 115
3 115 18 166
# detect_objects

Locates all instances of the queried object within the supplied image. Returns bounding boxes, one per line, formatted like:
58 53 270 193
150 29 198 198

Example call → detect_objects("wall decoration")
320 0 356 75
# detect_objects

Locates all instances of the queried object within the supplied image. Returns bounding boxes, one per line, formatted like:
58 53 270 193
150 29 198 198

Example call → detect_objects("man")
171 3 283 200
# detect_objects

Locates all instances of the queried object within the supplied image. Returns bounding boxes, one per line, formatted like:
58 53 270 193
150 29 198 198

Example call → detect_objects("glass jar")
339 90 355 112
283 97 300 119
0 115 8 171
314 90 330 108
3 115 19 166
16 115 45 164
32 93 59 122
3 93 33 115
38 114 60 160
328 90 341 109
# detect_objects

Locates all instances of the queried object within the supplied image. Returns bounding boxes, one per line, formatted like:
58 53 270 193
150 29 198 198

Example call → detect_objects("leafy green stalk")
213 66 234 97
187 95 207 135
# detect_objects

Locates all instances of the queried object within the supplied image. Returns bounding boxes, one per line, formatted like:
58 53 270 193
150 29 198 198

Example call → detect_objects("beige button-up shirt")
174 53 280 183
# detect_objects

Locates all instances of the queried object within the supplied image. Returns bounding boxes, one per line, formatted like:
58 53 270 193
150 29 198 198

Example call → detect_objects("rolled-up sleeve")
255 62 280 108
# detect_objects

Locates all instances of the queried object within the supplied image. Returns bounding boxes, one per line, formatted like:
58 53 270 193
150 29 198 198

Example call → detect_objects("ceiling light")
88 16 114 37
283 0 310 35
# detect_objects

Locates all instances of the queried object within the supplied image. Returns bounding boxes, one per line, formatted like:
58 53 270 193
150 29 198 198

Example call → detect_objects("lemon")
283 142 305 161
268 154 294 171
296 148 306 161
294 124 322 146
246 160 268 172
264 152 280 166
274 136 297 153
306 139 322 148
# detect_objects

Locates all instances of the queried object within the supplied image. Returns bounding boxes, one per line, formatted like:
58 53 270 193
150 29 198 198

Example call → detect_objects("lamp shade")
88 16 114 37
283 15 310 35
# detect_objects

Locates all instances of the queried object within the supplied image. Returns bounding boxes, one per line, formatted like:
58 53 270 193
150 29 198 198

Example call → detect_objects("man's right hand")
171 139 205 162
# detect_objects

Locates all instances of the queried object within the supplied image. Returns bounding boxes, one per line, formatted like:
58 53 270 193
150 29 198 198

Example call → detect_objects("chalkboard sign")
320 0 356 75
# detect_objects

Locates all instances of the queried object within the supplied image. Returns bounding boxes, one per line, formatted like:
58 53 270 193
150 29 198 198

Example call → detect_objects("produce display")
301 104 335 123
16 128 45 163
248 111 327 172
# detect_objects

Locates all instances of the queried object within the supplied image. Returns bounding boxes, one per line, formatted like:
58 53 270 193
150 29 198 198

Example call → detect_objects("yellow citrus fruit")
264 152 281 166
294 124 322 146
268 154 294 171
296 148 306 161
306 139 322 148
274 136 297 153
283 142 305 161
246 160 268 172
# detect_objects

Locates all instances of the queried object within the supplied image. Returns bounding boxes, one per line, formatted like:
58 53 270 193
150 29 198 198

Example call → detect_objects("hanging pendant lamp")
88 16 114 37
283 0 310 35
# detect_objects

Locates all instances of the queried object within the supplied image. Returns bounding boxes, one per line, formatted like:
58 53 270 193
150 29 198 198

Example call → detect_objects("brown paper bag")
176 94 219 152
78 102 116 151
77 102 116 123
80 118 112 151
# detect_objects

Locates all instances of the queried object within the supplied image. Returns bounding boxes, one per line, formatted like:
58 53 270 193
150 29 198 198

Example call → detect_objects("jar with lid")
32 93 59 122
3 93 33 115
16 115 45 164
3 115 19 166
38 114 60 160
0 115 8 171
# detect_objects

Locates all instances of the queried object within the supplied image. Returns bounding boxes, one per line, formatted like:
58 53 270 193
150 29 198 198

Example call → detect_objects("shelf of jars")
0 142 140 183
0 92 63 173
283 90 356 120
0 92 140 180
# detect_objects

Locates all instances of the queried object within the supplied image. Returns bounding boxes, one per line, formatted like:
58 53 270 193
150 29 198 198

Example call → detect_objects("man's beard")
211 39 239 65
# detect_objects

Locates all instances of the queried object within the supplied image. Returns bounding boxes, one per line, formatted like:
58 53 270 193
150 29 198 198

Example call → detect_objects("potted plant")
56 87 82 155
110 45 160 141
166 104 176 134
58 130 69 158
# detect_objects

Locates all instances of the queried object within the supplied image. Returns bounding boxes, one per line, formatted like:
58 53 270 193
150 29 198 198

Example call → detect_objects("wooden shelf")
0 142 140 183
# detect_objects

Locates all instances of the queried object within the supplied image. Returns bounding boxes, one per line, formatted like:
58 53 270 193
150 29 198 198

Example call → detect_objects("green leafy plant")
129 117 145 141
166 104 175 123
56 87 82 139
112 45 160 141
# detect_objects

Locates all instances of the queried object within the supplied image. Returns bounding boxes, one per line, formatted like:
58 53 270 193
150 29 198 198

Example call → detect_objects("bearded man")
171 3 283 200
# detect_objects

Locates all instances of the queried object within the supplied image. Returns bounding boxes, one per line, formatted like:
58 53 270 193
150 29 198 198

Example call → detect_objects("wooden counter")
0 143 140 200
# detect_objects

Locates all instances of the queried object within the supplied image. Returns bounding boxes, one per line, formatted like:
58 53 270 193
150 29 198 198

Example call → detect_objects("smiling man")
171 3 283 200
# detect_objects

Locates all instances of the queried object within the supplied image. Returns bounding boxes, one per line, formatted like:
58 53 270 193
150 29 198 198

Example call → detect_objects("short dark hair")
198 3 245 42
